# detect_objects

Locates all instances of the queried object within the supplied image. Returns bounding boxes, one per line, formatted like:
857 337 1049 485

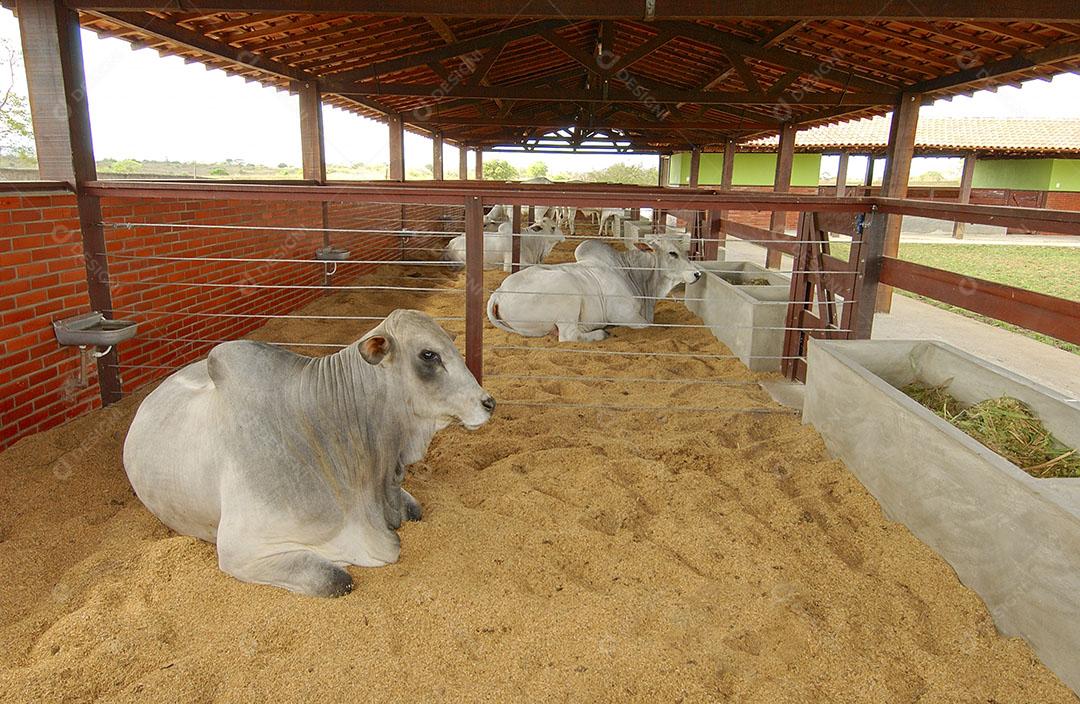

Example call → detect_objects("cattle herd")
122 204 702 596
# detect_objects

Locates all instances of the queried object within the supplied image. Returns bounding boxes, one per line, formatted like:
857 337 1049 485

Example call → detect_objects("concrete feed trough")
803 338 1080 694
685 261 789 372
619 218 691 248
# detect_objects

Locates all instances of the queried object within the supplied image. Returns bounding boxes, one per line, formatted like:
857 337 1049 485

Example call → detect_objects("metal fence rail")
76 181 1080 409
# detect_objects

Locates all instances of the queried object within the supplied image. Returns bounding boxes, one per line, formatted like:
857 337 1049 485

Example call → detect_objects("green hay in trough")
743 277 772 286
902 382 1080 479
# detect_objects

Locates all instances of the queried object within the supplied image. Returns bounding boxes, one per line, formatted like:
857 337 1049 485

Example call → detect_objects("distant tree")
107 158 143 174
917 170 949 183
277 162 288 168
0 37 34 159
408 164 434 180
565 162 658 186
525 161 549 179
483 158 519 181
209 167 229 176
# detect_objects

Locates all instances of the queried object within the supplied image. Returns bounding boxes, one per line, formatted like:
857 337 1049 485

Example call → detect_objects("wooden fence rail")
8 178 1077 395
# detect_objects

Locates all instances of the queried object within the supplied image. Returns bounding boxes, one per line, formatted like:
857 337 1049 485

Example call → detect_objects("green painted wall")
972 159 1054 190
674 152 1080 192
1049 159 1080 192
669 152 687 186
969 158 1080 192
671 151 821 187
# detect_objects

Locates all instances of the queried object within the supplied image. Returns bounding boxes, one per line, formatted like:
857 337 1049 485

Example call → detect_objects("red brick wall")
0 192 100 447
1 193 459 450
1045 191 1080 213
670 186 819 231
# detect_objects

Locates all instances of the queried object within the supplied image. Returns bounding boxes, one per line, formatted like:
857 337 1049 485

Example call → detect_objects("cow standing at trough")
123 310 495 598
487 237 701 342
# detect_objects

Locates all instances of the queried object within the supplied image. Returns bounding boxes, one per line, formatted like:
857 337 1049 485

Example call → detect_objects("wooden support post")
298 81 331 280
853 206 887 339
688 147 701 188
690 212 703 259
715 139 735 252
432 131 444 181
464 196 484 383
527 205 535 222
474 148 483 180
658 154 670 187
459 144 468 180
953 152 976 239
767 122 797 269
629 207 640 220
19 0 121 404
835 151 849 198
510 204 522 273
721 139 736 191
298 81 326 182
388 113 405 181
876 91 920 312
863 153 875 194
703 210 723 260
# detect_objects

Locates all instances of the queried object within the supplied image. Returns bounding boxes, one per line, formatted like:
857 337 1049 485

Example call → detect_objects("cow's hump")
206 340 298 390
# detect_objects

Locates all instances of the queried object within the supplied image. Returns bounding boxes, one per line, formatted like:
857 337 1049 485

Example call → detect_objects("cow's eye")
669 251 678 258
419 349 440 363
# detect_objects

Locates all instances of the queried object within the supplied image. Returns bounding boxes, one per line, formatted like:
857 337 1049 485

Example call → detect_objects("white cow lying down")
444 216 564 271
487 237 701 342
123 310 495 598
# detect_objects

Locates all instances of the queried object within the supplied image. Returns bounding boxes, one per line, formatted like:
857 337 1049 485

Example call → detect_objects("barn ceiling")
21 2 1080 152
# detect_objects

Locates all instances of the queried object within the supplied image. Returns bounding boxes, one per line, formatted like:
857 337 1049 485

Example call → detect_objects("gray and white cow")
123 309 494 597
486 237 701 342
444 216 564 271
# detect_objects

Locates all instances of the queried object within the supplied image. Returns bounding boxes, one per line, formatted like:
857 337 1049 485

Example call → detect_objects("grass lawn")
829 243 1080 355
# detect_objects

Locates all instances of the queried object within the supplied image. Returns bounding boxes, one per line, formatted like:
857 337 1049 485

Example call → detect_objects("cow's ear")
360 335 391 365
634 241 654 252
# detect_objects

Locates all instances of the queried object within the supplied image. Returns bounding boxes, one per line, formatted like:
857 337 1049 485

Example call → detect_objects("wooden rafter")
335 81 894 105
910 38 1080 93
332 19 569 83
62 1 1080 22
53 7 1080 152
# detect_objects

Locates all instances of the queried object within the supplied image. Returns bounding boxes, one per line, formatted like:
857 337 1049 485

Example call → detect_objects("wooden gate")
781 209 883 381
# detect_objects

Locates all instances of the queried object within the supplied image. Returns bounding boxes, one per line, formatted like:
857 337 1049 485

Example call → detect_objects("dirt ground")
0 236 1075 703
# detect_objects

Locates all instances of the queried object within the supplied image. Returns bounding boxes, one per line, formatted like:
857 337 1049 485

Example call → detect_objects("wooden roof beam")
603 25 677 73
329 19 571 83
669 21 900 93
908 38 1080 93
721 48 762 93
426 16 457 44
333 81 895 105
61 1 1080 21
894 21 1015 55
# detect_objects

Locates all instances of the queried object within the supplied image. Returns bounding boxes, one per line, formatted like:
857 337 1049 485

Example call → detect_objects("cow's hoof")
402 489 423 522
322 566 354 598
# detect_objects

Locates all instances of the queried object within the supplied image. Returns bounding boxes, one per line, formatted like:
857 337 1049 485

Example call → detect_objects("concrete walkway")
720 240 1080 401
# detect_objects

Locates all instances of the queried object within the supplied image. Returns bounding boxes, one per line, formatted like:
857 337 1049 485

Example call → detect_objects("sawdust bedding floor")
0 246 1074 702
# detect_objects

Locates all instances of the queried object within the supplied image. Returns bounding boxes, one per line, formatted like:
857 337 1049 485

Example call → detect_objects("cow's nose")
692 271 702 281
481 396 497 413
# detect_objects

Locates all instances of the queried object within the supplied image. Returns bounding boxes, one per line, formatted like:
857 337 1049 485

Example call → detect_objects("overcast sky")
2 8 1079 172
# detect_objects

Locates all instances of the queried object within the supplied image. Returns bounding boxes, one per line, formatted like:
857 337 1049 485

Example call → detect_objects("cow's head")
639 236 702 285
358 310 494 430
530 217 565 254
